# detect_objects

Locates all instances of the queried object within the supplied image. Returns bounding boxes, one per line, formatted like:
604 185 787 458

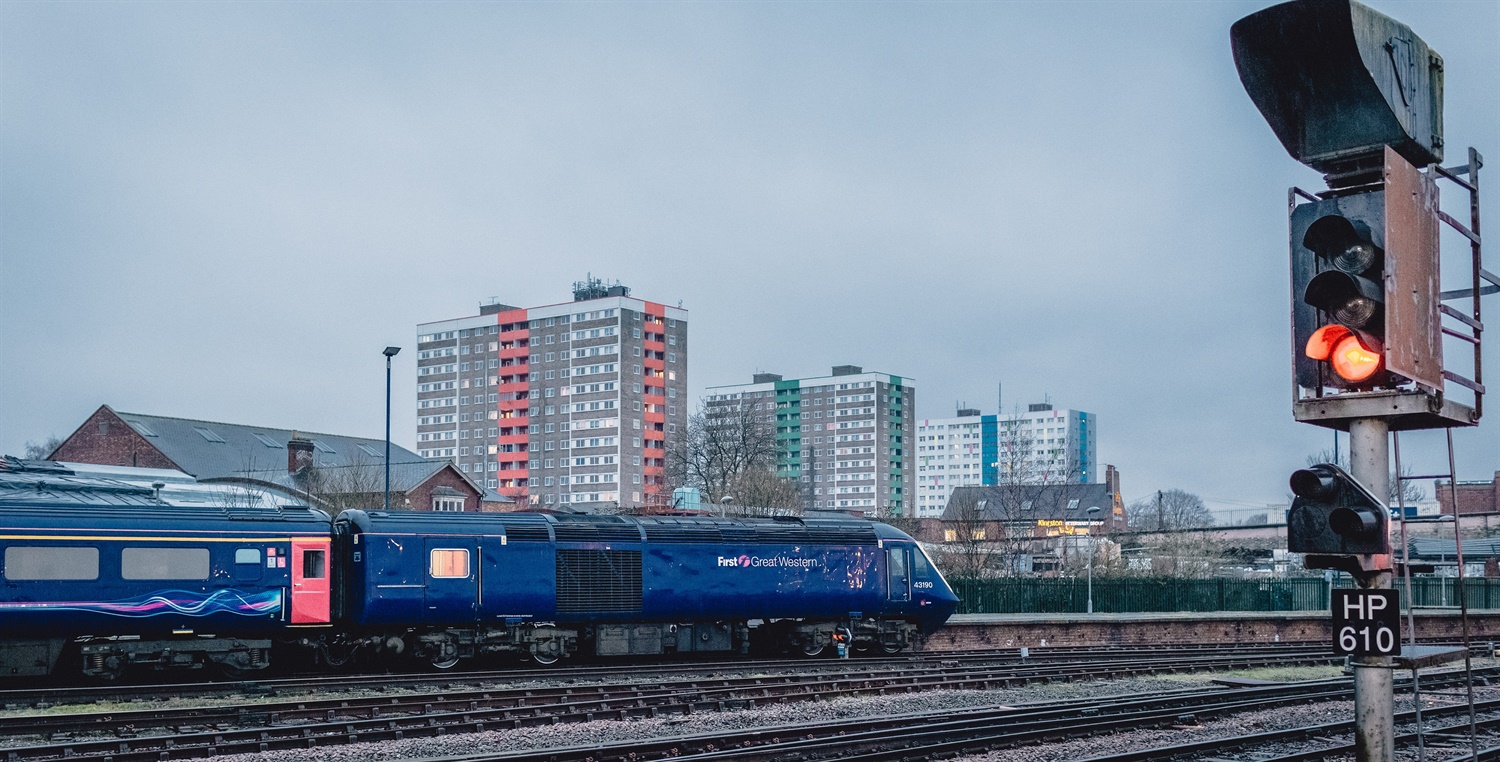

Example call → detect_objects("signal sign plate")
1332 589 1400 656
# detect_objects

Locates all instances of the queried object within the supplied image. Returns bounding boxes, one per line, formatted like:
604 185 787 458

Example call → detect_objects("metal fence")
951 576 1500 614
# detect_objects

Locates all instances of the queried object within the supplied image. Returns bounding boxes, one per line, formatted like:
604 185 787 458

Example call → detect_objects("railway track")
1077 691 1500 761
0 650 1339 761
0 641 1330 709
410 666 1500 762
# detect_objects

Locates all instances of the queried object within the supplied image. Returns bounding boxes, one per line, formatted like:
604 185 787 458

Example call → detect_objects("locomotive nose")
918 578 961 633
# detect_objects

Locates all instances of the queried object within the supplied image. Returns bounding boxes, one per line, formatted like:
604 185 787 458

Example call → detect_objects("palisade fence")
951 576 1500 615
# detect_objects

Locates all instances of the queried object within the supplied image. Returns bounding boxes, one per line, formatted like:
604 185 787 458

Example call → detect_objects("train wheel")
84 651 126 682
799 639 826 658
529 640 563 666
427 637 461 670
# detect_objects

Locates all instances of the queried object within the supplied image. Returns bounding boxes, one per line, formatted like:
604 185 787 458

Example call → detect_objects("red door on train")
290 537 332 624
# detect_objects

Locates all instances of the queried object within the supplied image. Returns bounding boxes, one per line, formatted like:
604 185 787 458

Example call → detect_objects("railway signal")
1286 463 1391 566
1297 208 1388 387
1231 2 1476 757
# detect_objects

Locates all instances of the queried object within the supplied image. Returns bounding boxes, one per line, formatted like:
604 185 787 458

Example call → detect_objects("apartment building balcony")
499 345 530 359
497 381 528 394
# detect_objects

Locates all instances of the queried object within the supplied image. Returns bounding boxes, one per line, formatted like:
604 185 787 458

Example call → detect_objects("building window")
432 496 465 512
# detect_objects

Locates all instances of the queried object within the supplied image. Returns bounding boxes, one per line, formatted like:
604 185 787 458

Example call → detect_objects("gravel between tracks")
203 670 1313 762
963 681 1500 762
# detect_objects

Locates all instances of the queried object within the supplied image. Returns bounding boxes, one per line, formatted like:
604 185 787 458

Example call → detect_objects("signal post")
1233 1 1488 760
1349 418 1393 761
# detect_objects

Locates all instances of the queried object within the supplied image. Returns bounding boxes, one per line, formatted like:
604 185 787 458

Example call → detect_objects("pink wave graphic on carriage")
0 588 282 617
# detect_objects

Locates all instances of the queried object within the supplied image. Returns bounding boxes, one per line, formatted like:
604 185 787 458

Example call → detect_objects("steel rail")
1075 696 1500 761
407 666 1500 762
0 652 1339 761
0 642 1331 709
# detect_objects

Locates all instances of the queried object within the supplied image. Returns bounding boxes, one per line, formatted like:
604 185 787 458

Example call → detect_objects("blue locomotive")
331 510 957 668
1 489 957 677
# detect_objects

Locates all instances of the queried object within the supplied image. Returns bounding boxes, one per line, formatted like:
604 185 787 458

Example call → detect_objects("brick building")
1436 472 1500 516
415 279 688 511
49 405 499 513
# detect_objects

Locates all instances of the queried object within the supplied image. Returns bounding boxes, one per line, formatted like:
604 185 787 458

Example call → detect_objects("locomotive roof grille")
501 522 553 542
552 514 645 543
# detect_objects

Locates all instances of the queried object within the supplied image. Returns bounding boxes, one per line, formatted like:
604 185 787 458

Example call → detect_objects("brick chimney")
287 434 315 473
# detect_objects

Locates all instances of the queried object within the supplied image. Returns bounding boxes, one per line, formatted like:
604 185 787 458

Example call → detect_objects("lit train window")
3 547 99 580
429 549 470 578
121 548 210 580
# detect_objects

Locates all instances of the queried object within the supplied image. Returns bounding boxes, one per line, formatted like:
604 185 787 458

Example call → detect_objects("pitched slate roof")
942 483 1117 522
105 407 425 480
1407 536 1500 561
228 458 454 495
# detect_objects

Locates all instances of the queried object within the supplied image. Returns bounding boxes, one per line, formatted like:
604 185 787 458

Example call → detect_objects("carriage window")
4 546 99 580
234 548 261 565
302 549 326 579
121 548 210 580
429 549 470 578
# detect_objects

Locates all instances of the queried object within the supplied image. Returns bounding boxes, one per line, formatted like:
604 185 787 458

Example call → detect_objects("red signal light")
1305 325 1384 383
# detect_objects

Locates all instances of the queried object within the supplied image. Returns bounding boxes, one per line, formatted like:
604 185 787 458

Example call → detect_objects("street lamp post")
382 346 401 512
1085 506 1103 614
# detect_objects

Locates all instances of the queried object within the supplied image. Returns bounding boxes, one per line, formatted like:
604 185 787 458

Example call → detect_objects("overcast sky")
2 0 1495 520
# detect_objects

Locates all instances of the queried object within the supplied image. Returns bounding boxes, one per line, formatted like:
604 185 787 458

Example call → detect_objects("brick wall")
407 466 484 512
50 407 178 471
917 611 1500 651
1437 475 1500 516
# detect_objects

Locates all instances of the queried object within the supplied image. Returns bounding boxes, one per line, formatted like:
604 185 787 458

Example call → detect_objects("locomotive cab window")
429 548 470 578
912 546 932 578
121 548 210 580
235 548 261 565
4 546 99 581
302 549 326 579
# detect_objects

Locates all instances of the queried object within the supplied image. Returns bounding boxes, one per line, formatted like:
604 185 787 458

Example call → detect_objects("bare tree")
299 453 389 514
1305 448 1424 506
668 399 777 505
1127 489 1214 531
1135 531 1232 578
930 489 997 579
23 435 64 461
722 468 802 517
983 412 1093 576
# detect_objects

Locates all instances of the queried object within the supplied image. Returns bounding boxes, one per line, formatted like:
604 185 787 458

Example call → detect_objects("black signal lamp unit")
1287 463 1391 571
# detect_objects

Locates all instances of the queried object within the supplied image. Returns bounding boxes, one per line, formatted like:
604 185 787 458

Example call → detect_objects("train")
0 497 959 679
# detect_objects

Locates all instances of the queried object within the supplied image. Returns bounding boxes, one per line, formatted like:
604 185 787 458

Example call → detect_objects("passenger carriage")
0 500 331 678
